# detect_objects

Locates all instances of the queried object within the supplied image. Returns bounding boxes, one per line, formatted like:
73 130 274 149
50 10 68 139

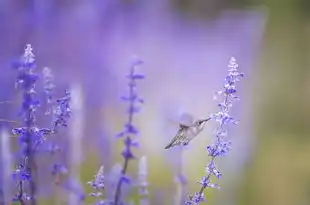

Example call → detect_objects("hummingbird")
165 117 211 149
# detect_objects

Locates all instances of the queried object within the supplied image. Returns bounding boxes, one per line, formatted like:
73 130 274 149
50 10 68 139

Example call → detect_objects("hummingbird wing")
165 124 189 149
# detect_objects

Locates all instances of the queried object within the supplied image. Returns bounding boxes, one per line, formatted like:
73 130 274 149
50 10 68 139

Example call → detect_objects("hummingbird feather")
165 118 211 149
165 125 189 149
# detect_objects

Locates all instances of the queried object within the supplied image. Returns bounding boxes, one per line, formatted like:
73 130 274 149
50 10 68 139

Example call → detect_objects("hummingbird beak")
198 117 211 124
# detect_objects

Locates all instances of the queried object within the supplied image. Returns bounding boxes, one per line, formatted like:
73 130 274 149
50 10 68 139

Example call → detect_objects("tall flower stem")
114 154 130 205
187 57 243 204
24 115 37 205
13 44 39 205
113 58 144 205
114 68 135 205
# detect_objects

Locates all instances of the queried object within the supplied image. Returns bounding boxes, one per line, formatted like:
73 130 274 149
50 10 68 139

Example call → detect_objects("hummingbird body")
165 118 211 149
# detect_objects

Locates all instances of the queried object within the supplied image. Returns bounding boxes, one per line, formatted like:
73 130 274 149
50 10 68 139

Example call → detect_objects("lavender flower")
88 166 105 204
52 89 71 129
11 45 72 204
45 86 71 189
187 57 244 204
114 57 144 205
12 44 39 205
41 69 71 186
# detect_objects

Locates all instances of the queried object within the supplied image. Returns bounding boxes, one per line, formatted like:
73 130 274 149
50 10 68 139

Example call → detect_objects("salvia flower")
186 57 244 204
12 44 40 205
11 45 72 205
88 166 105 204
52 89 71 129
113 57 144 205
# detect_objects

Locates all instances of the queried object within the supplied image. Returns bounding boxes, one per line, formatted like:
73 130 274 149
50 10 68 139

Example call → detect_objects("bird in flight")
165 117 211 149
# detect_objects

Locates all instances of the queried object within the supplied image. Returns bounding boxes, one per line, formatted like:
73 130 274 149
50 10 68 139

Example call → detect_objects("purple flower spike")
88 166 105 203
113 57 144 205
52 89 71 129
11 45 72 205
11 44 40 205
187 57 244 204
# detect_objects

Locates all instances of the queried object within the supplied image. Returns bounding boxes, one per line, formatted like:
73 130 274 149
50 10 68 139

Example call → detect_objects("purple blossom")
187 57 244 204
114 57 144 205
88 166 105 204
52 163 68 176
12 44 40 205
11 45 72 204
52 89 72 129
186 192 205 205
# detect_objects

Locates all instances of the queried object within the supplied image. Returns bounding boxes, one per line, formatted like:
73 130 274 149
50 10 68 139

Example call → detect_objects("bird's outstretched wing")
165 124 189 149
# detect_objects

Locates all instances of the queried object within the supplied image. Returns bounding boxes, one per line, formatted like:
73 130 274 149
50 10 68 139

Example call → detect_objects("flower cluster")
88 166 105 204
10 44 72 204
6 44 244 205
52 89 71 129
187 57 244 204
11 44 41 204
87 57 145 205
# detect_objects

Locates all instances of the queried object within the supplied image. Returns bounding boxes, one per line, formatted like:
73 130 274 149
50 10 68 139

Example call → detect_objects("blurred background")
0 0 309 205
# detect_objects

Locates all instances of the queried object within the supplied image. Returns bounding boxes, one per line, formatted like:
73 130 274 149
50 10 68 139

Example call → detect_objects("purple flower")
113 57 144 205
11 45 72 205
52 89 71 129
88 166 105 203
11 44 40 205
187 57 244 204
186 192 205 204
52 163 68 176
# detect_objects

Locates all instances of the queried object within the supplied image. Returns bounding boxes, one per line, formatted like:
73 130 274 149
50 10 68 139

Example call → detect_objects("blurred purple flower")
88 166 105 203
61 177 85 203
114 57 144 205
52 89 71 129
42 67 55 105
187 57 244 204
11 45 73 204
11 44 40 205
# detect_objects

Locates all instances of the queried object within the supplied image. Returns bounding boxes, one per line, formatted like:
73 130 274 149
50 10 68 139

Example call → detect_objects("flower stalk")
113 58 144 205
187 57 244 204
